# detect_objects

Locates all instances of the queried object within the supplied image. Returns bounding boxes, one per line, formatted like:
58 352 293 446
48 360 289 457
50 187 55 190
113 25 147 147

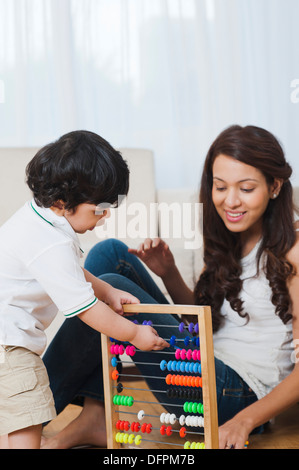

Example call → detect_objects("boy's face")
52 202 110 234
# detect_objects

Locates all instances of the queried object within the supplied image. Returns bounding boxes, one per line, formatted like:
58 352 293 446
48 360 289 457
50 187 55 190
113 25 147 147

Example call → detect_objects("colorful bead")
146 423 152 434
137 410 145 420
111 370 119 381
135 435 142 445
160 425 166 435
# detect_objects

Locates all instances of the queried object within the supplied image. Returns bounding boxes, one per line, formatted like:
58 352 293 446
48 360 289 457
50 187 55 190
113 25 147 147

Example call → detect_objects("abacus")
101 304 219 449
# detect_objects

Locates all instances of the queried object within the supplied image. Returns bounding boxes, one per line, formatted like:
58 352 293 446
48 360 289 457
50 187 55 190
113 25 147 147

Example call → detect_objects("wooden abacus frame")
101 304 219 449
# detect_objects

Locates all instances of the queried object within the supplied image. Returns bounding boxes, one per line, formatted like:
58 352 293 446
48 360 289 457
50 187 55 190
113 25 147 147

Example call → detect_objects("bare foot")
41 398 107 449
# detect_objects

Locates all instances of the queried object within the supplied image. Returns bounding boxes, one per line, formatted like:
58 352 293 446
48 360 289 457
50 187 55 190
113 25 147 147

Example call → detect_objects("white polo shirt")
0 199 98 355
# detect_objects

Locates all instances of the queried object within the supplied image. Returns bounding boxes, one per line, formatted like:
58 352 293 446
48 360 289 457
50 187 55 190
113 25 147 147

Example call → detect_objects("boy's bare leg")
0 434 9 449
7 425 42 449
41 397 107 449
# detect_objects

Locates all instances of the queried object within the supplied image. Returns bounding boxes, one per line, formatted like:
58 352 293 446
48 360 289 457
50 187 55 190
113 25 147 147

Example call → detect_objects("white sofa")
0 147 203 348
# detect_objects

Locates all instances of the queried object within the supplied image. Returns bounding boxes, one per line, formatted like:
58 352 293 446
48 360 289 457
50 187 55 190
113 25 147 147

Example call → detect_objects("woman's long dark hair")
194 125 296 332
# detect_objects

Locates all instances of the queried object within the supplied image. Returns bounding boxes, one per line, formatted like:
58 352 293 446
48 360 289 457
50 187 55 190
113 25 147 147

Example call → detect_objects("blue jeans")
43 239 260 428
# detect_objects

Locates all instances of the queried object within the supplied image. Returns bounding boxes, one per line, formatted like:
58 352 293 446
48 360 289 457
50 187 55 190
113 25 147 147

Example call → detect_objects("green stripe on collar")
30 201 54 226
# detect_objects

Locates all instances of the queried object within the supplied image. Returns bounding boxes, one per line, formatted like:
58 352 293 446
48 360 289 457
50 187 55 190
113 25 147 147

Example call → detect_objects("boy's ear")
52 200 65 210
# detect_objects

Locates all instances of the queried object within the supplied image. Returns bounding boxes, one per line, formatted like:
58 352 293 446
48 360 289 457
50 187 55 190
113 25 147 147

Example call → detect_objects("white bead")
185 415 191 426
192 416 198 426
179 414 186 426
169 413 177 425
164 413 170 424
137 410 145 421
160 412 166 423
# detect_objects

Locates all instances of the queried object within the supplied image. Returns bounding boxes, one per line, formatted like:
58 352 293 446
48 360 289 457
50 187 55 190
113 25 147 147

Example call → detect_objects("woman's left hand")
218 418 250 449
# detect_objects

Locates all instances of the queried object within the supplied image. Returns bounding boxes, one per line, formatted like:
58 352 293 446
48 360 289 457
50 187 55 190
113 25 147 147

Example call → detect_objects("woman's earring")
273 193 278 199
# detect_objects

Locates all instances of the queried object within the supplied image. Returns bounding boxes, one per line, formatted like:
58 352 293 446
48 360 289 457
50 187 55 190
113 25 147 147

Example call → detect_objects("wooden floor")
43 374 299 450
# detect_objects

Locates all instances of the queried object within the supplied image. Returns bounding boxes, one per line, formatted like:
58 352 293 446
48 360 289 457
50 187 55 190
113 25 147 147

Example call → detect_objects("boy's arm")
78 299 169 351
82 268 139 314
82 268 116 301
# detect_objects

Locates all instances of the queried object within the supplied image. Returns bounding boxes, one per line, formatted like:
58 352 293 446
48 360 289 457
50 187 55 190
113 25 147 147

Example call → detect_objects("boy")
0 130 168 448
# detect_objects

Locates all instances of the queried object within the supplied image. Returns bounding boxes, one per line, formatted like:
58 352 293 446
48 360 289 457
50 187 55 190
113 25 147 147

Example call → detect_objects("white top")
213 239 295 399
0 199 98 355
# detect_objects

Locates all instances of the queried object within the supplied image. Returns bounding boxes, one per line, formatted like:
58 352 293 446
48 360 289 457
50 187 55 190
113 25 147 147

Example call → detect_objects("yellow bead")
135 435 142 446
190 442 196 449
123 433 129 444
184 441 191 449
128 433 135 444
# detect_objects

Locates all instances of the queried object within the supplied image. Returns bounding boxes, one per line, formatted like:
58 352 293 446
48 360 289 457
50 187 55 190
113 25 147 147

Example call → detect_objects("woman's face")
212 154 281 238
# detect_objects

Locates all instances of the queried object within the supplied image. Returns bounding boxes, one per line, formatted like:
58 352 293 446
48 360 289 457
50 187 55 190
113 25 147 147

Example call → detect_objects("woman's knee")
91 238 128 253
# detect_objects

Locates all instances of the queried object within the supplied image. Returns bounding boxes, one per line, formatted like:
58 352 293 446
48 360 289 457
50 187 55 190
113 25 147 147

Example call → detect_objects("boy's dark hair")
26 130 129 211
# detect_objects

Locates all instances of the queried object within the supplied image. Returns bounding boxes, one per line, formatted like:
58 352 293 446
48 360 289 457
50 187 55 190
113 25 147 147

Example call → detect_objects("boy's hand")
103 286 140 315
130 325 169 351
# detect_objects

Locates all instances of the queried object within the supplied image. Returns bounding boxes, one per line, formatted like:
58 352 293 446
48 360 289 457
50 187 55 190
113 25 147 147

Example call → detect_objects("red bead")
160 425 166 435
166 425 172 436
131 421 136 431
179 427 186 438
146 423 152 434
116 420 121 430
124 421 130 431
141 423 147 433
134 422 140 432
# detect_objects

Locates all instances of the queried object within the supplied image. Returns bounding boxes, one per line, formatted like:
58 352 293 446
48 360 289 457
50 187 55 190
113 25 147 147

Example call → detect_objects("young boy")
0 130 168 449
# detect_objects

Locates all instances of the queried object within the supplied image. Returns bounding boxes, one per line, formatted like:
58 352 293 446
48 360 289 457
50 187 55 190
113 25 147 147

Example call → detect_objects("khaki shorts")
0 345 57 436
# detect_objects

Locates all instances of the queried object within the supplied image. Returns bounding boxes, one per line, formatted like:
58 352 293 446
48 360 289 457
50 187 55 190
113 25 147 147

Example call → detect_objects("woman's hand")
128 238 175 279
218 416 251 449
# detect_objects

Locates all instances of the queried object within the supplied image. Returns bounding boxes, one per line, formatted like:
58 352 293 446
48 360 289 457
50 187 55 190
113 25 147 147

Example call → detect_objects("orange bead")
166 374 172 385
112 370 119 380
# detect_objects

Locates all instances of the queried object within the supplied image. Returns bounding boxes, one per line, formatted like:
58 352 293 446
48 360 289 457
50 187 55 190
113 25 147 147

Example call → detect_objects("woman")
41 125 299 449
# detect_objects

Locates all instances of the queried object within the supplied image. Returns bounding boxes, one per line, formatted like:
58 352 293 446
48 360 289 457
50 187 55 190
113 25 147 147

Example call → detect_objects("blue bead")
170 335 176 346
111 357 117 367
167 361 172 371
180 362 186 372
184 337 190 346
171 361 177 371
160 360 167 371
176 361 181 371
